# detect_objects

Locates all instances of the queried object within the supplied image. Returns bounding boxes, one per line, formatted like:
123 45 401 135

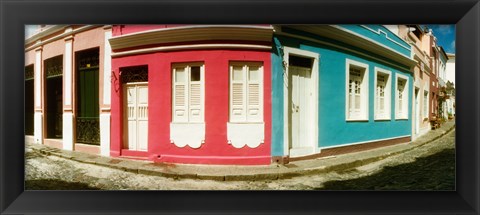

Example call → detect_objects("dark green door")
76 48 100 145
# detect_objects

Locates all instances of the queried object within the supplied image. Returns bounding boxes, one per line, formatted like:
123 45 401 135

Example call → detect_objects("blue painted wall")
338 25 412 57
271 26 413 156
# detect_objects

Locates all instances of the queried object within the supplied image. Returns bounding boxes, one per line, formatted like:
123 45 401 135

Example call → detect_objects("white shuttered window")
374 68 391 120
172 63 204 123
395 73 409 119
229 62 263 123
346 59 369 121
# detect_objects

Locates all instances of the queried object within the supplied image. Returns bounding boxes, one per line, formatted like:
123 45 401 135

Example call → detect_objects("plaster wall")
271 34 413 156
110 49 272 165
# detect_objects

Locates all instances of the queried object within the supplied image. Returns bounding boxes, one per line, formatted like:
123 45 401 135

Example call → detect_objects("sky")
426 25 455 54
25 25 39 38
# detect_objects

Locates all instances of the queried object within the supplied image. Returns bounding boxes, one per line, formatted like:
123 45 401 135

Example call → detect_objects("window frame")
423 89 429 120
228 61 264 123
171 62 205 123
374 67 392 120
345 59 369 121
395 73 409 120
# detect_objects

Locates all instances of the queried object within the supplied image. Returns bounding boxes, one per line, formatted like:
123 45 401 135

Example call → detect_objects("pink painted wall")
111 49 272 165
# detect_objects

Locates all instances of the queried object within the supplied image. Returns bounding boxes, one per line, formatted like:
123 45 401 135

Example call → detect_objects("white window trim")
345 59 369 121
228 62 264 123
395 73 409 120
374 67 392 120
170 62 205 149
227 62 265 149
171 62 205 123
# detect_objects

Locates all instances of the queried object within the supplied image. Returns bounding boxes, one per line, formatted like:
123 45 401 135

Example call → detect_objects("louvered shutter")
246 65 262 122
376 75 386 117
349 68 362 118
398 80 404 116
173 66 188 122
189 65 203 122
230 65 246 122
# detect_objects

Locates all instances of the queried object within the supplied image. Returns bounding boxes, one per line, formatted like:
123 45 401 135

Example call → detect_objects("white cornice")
109 25 274 50
25 25 98 52
111 43 271 58
25 25 66 44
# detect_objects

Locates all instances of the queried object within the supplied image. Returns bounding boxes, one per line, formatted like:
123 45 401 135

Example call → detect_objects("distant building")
396 25 433 139
445 53 456 117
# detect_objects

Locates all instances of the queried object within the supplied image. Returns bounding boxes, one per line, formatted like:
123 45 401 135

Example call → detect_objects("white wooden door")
289 66 311 152
124 83 148 151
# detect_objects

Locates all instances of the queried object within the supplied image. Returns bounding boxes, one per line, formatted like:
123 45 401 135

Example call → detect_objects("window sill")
170 123 205 148
395 117 409 121
227 122 265 148
171 122 205 125
228 121 264 124
346 118 369 122
374 118 391 121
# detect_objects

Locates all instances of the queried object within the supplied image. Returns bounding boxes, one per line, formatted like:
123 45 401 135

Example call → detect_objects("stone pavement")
27 120 456 181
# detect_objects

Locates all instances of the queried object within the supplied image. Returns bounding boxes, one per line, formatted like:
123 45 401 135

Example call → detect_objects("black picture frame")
1 0 479 214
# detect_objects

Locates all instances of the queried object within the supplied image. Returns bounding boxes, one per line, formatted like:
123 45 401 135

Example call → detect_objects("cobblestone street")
25 128 455 190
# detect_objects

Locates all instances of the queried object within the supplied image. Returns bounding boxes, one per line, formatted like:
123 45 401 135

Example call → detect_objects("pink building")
25 25 113 155
108 25 273 164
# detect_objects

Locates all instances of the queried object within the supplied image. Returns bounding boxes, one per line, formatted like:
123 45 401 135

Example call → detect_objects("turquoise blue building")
271 25 417 161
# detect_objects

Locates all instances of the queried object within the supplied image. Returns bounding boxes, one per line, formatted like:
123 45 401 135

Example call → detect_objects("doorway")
44 56 63 139
284 51 318 157
121 65 149 151
76 48 100 145
25 65 34 135
415 88 420 136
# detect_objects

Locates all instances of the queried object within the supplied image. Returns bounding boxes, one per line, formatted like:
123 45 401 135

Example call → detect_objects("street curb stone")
27 120 456 181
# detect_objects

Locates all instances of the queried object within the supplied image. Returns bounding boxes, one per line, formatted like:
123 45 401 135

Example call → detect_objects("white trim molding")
34 49 42 107
100 113 111 156
62 112 74 151
34 112 43 144
64 38 73 106
103 26 112 106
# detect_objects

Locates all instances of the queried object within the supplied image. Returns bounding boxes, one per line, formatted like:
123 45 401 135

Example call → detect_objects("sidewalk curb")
28 123 455 181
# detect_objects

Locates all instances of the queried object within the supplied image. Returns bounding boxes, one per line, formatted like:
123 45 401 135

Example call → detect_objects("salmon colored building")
108 25 273 164
24 25 113 155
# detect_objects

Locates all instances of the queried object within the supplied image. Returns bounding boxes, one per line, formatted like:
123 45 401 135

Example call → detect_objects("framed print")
1 0 479 214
